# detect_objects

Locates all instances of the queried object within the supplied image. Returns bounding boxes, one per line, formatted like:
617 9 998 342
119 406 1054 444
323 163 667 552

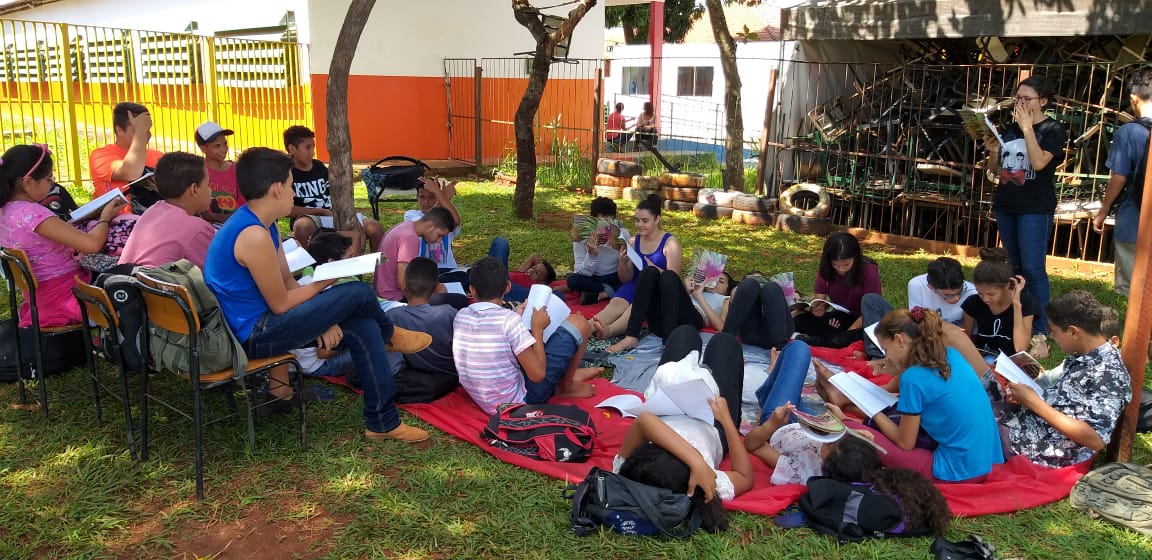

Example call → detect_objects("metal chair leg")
85 327 103 427
114 352 137 461
192 379 205 500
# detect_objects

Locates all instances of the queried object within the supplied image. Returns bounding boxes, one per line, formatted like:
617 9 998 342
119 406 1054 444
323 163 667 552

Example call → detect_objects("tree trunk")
704 0 744 192
511 0 598 219
326 0 377 234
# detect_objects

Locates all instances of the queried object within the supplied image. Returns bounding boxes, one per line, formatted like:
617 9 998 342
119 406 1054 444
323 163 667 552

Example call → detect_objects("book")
792 408 887 452
571 215 623 247
826 371 898 418
864 323 884 356
765 271 797 306
317 213 366 230
521 284 572 342
790 298 850 314
596 379 715 424
281 238 317 273
957 109 1005 147
690 249 728 289
311 253 381 282
69 188 128 223
617 227 644 270
994 351 1044 396
442 282 466 295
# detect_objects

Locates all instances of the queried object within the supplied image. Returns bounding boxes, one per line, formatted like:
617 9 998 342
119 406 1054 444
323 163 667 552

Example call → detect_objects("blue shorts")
524 320 583 404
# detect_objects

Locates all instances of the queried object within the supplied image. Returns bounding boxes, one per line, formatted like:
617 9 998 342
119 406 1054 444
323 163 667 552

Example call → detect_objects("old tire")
632 175 661 189
662 199 696 212
595 173 632 189
779 183 831 218
623 187 658 201
598 158 644 177
731 209 775 226
692 203 735 220
697 188 742 208
660 172 706 188
661 186 702 203
593 185 625 199
731 193 777 213
776 213 832 236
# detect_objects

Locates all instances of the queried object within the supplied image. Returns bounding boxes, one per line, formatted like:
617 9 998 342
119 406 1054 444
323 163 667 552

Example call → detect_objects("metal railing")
0 18 311 195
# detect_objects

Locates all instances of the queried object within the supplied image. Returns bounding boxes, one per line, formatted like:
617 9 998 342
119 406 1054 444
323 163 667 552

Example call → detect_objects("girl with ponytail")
840 307 1004 482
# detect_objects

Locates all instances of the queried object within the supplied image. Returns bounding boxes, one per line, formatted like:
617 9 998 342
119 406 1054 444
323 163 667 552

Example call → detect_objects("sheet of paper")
443 282 466 295
864 323 884 356
311 253 380 282
617 227 643 270
595 394 643 417
69 189 127 222
521 284 571 342
283 241 317 273
317 213 366 229
995 351 1044 396
626 379 715 424
827 372 897 419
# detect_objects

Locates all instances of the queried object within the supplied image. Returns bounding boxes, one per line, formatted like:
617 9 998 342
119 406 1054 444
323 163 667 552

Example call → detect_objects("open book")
826 371 898 418
311 253 381 282
690 249 728 289
790 298 849 314
595 379 715 424
571 215 623 247
521 284 572 342
864 323 884 356
957 109 1005 147
69 188 128 223
994 351 1044 396
281 238 317 273
317 213 366 230
616 227 643 270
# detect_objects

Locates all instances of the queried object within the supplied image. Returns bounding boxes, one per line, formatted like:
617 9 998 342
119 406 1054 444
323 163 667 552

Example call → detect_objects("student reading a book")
615 325 755 532
844 308 1004 482
120 152 217 268
452 256 600 415
998 291 1131 468
962 248 1037 359
387 257 461 403
792 233 881 348
984 75 1066 360
204 147 432 441
604 268 733 353
375 206 456 302
858 257 976 359
566 196 622 305
284 125 385 252
0 144 128 327
721 272 797 351
592 194 683 340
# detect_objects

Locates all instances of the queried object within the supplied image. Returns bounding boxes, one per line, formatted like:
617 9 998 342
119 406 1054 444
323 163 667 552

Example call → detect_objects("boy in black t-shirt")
284 125 384 251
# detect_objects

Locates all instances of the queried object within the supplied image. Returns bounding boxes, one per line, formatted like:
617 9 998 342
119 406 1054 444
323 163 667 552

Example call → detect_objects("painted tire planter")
593 185 625 199
731 193 777 213
776 213 833 236
632 175 661 189
661 186 702 203
595 173 633 189
697 188 741 207
692 202 735 220
597 158 644 177
662 199 696 212
623 187 658 201
660 172 707 188
778 183 831 218
731 209 775 226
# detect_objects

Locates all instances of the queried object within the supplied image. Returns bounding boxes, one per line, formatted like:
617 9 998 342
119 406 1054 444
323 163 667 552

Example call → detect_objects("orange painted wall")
311 74 448 163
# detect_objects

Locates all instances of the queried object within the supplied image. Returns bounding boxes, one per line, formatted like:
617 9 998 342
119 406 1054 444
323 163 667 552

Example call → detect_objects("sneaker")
386 327 432 353
579 292 599 306
257 390 316 417
1029 334 1049 359
364 423 430 443
773 504 807 529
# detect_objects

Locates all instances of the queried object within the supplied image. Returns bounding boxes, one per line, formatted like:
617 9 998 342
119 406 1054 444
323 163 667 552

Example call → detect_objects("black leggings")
721 278 794 350
626 267 702 339
659 325 744 454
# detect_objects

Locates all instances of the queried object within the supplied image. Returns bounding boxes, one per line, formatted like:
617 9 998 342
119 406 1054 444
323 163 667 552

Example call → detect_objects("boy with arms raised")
453 256 600 415
204 147 429 441
119 152 216 268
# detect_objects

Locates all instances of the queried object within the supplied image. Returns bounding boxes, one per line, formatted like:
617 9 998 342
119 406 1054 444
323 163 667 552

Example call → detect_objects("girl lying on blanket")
831 308 1005 483
604 269 734 353
615 326 755 532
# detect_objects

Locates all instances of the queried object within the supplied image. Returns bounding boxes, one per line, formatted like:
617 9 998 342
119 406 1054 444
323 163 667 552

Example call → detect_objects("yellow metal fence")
0 18 312 198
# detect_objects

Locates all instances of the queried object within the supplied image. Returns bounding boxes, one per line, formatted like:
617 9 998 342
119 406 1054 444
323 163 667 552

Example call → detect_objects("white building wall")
2 0 305 38
307 0 605 77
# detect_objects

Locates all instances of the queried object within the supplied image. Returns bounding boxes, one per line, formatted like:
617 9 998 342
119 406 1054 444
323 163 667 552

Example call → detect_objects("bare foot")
591 316 607 340
558 380 597 398
606 335 639 354
574 366 603 382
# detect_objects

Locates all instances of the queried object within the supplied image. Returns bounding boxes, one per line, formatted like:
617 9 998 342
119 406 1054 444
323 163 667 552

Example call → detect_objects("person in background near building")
194 121 244 224
605 103 632 152
635 101 659 150
1094 66 1152 297
89 101 164 212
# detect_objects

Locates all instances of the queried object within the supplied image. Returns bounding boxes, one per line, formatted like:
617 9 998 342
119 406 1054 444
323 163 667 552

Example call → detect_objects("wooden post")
1107 136 1152 462
754 68 779 196
474 65 483 171
592 67 603 190
648 1 664 119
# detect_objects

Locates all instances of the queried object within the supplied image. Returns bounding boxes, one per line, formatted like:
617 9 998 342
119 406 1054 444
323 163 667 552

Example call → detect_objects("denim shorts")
524 320 582 404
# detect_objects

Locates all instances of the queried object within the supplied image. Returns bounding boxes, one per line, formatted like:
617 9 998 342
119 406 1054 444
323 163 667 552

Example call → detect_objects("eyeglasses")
1014 95 1040 103
934 287 964 302
22 143 51 180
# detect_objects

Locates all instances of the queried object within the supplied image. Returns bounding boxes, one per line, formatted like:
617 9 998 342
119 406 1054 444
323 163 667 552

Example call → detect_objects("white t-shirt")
571 240 621 277
767 423 824 486
404 209 461 269
906 274 975 326
612 414 735 501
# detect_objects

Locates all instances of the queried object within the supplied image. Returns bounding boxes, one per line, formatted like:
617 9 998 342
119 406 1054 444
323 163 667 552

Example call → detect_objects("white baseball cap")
195 122 234 145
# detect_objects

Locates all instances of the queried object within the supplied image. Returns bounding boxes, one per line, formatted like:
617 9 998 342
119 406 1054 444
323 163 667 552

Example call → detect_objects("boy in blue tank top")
204 147 431 443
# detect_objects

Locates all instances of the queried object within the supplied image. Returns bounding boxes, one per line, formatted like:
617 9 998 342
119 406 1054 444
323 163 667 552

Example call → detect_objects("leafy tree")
325 0 375 237
605 0 704 45
704 0 745 192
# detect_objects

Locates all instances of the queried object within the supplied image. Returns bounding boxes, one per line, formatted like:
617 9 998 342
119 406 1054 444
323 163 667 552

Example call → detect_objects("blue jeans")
756 341 815 424
309 350 355 378
523 320 582 404
566 272 621 298
994 210 1052 335
486 236 531 302
244 282 401 433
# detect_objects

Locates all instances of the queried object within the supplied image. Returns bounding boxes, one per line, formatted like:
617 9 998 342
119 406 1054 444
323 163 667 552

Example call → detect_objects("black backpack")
0 317 87 382
93 273 147 372
567 466 702 537
1123 118 1152 206
480 403 596 462
40 182 79 221
799 477 926 542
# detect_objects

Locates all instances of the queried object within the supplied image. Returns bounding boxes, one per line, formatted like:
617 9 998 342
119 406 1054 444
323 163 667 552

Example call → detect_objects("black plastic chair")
361 155 426 221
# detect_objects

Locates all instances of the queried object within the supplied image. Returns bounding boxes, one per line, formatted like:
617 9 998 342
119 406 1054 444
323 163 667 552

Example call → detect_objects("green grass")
2 180 1152 559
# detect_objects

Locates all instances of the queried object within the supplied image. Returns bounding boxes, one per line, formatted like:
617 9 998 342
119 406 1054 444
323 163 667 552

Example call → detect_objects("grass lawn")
2 180 1151 559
